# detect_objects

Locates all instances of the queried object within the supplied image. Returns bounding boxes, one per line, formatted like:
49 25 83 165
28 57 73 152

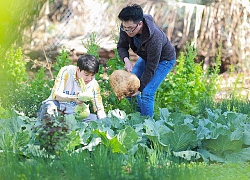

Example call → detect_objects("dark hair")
77 54 99 74
118 4 143 23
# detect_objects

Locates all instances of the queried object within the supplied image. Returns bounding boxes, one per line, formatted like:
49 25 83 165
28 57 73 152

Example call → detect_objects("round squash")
109 70 140 100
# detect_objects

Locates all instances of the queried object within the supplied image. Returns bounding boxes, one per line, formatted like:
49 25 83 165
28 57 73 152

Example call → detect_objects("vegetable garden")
1 34 250 179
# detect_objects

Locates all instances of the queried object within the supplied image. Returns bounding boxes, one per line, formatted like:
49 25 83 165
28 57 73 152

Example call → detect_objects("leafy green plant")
105 34 125 73
155 43 208 115
33 113 71 155
52 47 72 76
0 45 28 108
6 47 72 117
0 112 32 153
203 42 221 97
82 32 100 59
2 107 250 164
198 95 250 118
12 68 53 117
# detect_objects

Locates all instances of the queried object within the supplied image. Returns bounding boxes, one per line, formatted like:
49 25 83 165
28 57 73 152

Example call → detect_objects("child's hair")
77 54 99 74
118 4 143 23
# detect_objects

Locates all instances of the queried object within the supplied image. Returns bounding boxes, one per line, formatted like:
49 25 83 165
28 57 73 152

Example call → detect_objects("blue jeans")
129 57 176 117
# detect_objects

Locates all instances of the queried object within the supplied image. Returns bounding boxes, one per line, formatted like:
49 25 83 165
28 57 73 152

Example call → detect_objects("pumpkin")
109 70 140 100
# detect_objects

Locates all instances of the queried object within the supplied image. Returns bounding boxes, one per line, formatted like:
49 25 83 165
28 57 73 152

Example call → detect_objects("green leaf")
126 112 145 126
144 119 159 137
93 129 127 153
81 137 101 151
108 109 126 129
109 136 127 153
230 128 244 141
198 149 225 163
196 125 210 140
209 124 230 139
159 108 170 121
80 130 92 145
0 116 30 152
66 130 81 151
159 125 197 151
93 130 110 146
243 127 250 145
13 131 30 150
203 135 243 155
169 112 186 125
226 112 248 127
225 147 250 163
108 109 126 120
117 126 138 150
65 114 79 130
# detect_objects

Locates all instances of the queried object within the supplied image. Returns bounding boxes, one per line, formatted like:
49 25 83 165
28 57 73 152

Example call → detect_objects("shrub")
12 68 53 117
52 47 72 77
155 42 219 115
1 46 71 117
0 45 28 108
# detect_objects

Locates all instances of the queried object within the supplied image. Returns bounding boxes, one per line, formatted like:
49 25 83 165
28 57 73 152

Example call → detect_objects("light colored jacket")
44 65 106 118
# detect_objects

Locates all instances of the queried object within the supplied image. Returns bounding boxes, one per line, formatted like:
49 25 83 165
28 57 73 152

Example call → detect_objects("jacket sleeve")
51 66 69 99
91 81 106 119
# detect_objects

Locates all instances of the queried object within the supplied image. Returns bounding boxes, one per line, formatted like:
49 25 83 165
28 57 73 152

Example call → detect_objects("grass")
1 146 250 180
